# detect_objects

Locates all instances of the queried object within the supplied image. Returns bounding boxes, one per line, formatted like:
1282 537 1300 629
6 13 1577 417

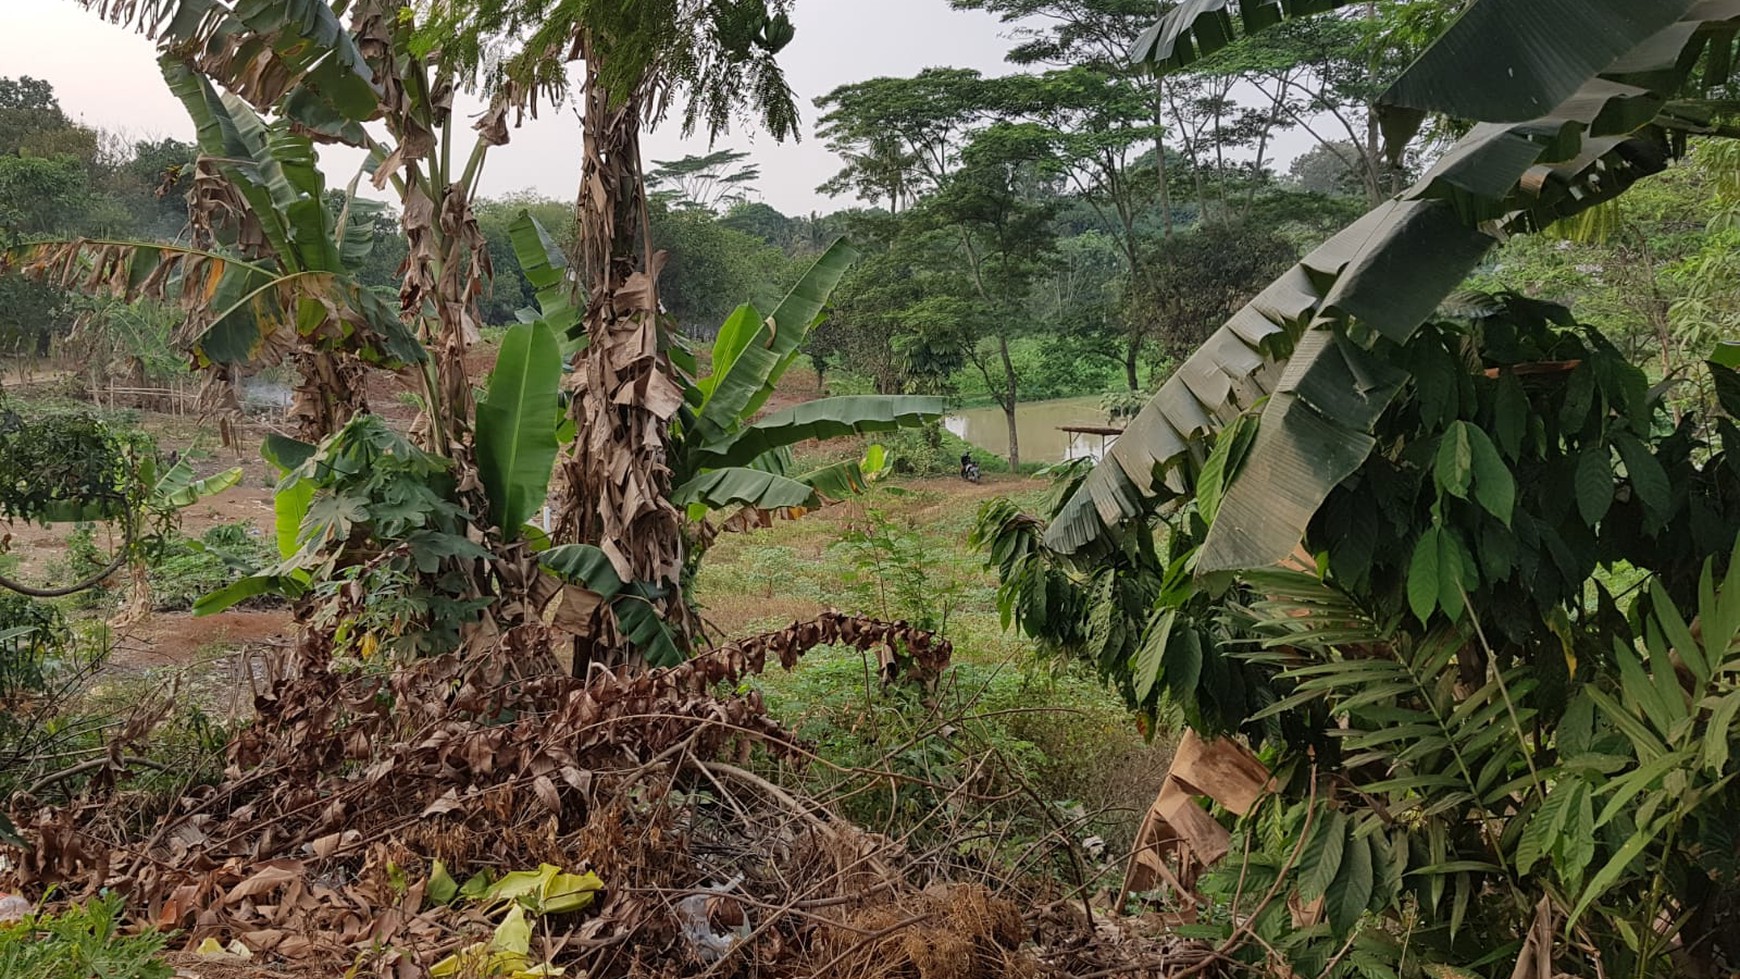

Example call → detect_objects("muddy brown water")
943 395 1121 463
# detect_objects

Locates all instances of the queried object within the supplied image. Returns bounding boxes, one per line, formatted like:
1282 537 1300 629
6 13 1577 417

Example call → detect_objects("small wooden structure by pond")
1059 424 1124 460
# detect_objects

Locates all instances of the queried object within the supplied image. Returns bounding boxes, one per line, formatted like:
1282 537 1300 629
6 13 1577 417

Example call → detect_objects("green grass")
694 479 1172 865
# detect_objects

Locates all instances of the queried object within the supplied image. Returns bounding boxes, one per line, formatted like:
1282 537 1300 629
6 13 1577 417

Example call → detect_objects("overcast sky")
2 0 1027 215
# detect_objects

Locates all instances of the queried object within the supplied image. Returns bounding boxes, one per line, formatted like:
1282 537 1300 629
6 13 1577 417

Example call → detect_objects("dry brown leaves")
0 615 979 977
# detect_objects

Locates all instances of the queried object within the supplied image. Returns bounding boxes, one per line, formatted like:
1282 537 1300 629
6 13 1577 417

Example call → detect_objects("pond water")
943 395 1121 463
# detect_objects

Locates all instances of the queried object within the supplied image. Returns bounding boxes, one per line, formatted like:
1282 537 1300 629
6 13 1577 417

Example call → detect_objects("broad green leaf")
672 468 816 512
194 573 307 616
1437 527 1474 623
1466 426 1515 525
1492 374 1528 460
1649 579 1708 684
1570 821 1662 928
697 240 861 440
273 480 315 560
1435 422 1472 499
540 545 627 600
1408 528 1441 625
700 396 946 470
1704 692 1740 774
263 434 316 472
1517 780 1577 875
428 861 459 905
1296 810 1348 904
153 463 243 509
1132 609 1176 703
1046 201 1490 558
475 320 562 538
507 212 580 328
1196 408 1258 524
1380 0 1696 151
1324 829 1373 936
1713 362 1740 418
1561 364 1596 433
1575 449 1614 525
613 593 685 668
1130 0 1363 72
1167 626 1204 702
1614 432 1672 530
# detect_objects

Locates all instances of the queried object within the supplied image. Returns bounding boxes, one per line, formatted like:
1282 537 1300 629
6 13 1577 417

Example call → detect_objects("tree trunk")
556 48 694 668
1125 336 1143 392
1153 81 1174 240
289 350 369 443
999 333 1019 471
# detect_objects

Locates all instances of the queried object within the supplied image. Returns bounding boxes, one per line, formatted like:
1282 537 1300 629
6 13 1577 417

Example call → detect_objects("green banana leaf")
84 0 377 140
1129 0 1362 73
261 435 316 559
1051 2 1733 567
696 395 947 470
507 212 583 353
539 545 684 667
10 60 423 373
694 239 861 441
475 320 563 539
799 444 890 502
672 468 819 511
193 572 309 616
152 461 244 509
1378 0 1705 152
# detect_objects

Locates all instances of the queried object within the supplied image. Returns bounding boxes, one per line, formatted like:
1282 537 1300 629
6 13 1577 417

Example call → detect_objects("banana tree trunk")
290 350 369 443
556 49 694 668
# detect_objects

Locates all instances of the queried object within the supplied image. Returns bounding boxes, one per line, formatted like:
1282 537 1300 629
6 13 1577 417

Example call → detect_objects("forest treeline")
3 0 1735 463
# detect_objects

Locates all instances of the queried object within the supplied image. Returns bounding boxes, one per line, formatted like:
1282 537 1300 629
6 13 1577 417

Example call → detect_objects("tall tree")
815 68 1007 210
648 148 761 212
427 0 803 660
927 122 1061 469
950 0 1179 238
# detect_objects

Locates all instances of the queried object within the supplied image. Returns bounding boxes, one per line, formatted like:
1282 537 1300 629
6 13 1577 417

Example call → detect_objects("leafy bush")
0 893 171 979
832 508 968 633
0 593 65 700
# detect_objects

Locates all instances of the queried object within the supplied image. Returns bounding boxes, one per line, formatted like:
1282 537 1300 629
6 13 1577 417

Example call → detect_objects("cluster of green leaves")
1315 293 1739 669
0 893 171 979
0 399 141 525
146 523 275 613
0 593 65 701
199 416 491 659
975 463 1270 738
832 508 968 633
982 297 1740 974
1197 538 1740 978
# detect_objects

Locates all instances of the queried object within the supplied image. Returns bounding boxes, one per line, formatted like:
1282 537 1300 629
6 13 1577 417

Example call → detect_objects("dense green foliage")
0 894 171 979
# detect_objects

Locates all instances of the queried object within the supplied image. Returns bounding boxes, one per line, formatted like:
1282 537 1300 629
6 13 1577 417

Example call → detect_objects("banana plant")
669 238 946 518
6 59 422 442
531 232 945 666
1049 0 1740 570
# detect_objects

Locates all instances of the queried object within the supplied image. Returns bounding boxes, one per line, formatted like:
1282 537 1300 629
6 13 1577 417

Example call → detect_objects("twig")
25 755 171 797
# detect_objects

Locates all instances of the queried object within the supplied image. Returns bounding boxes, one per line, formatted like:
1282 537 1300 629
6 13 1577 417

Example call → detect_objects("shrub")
0 893 171 979
0 593 65 700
